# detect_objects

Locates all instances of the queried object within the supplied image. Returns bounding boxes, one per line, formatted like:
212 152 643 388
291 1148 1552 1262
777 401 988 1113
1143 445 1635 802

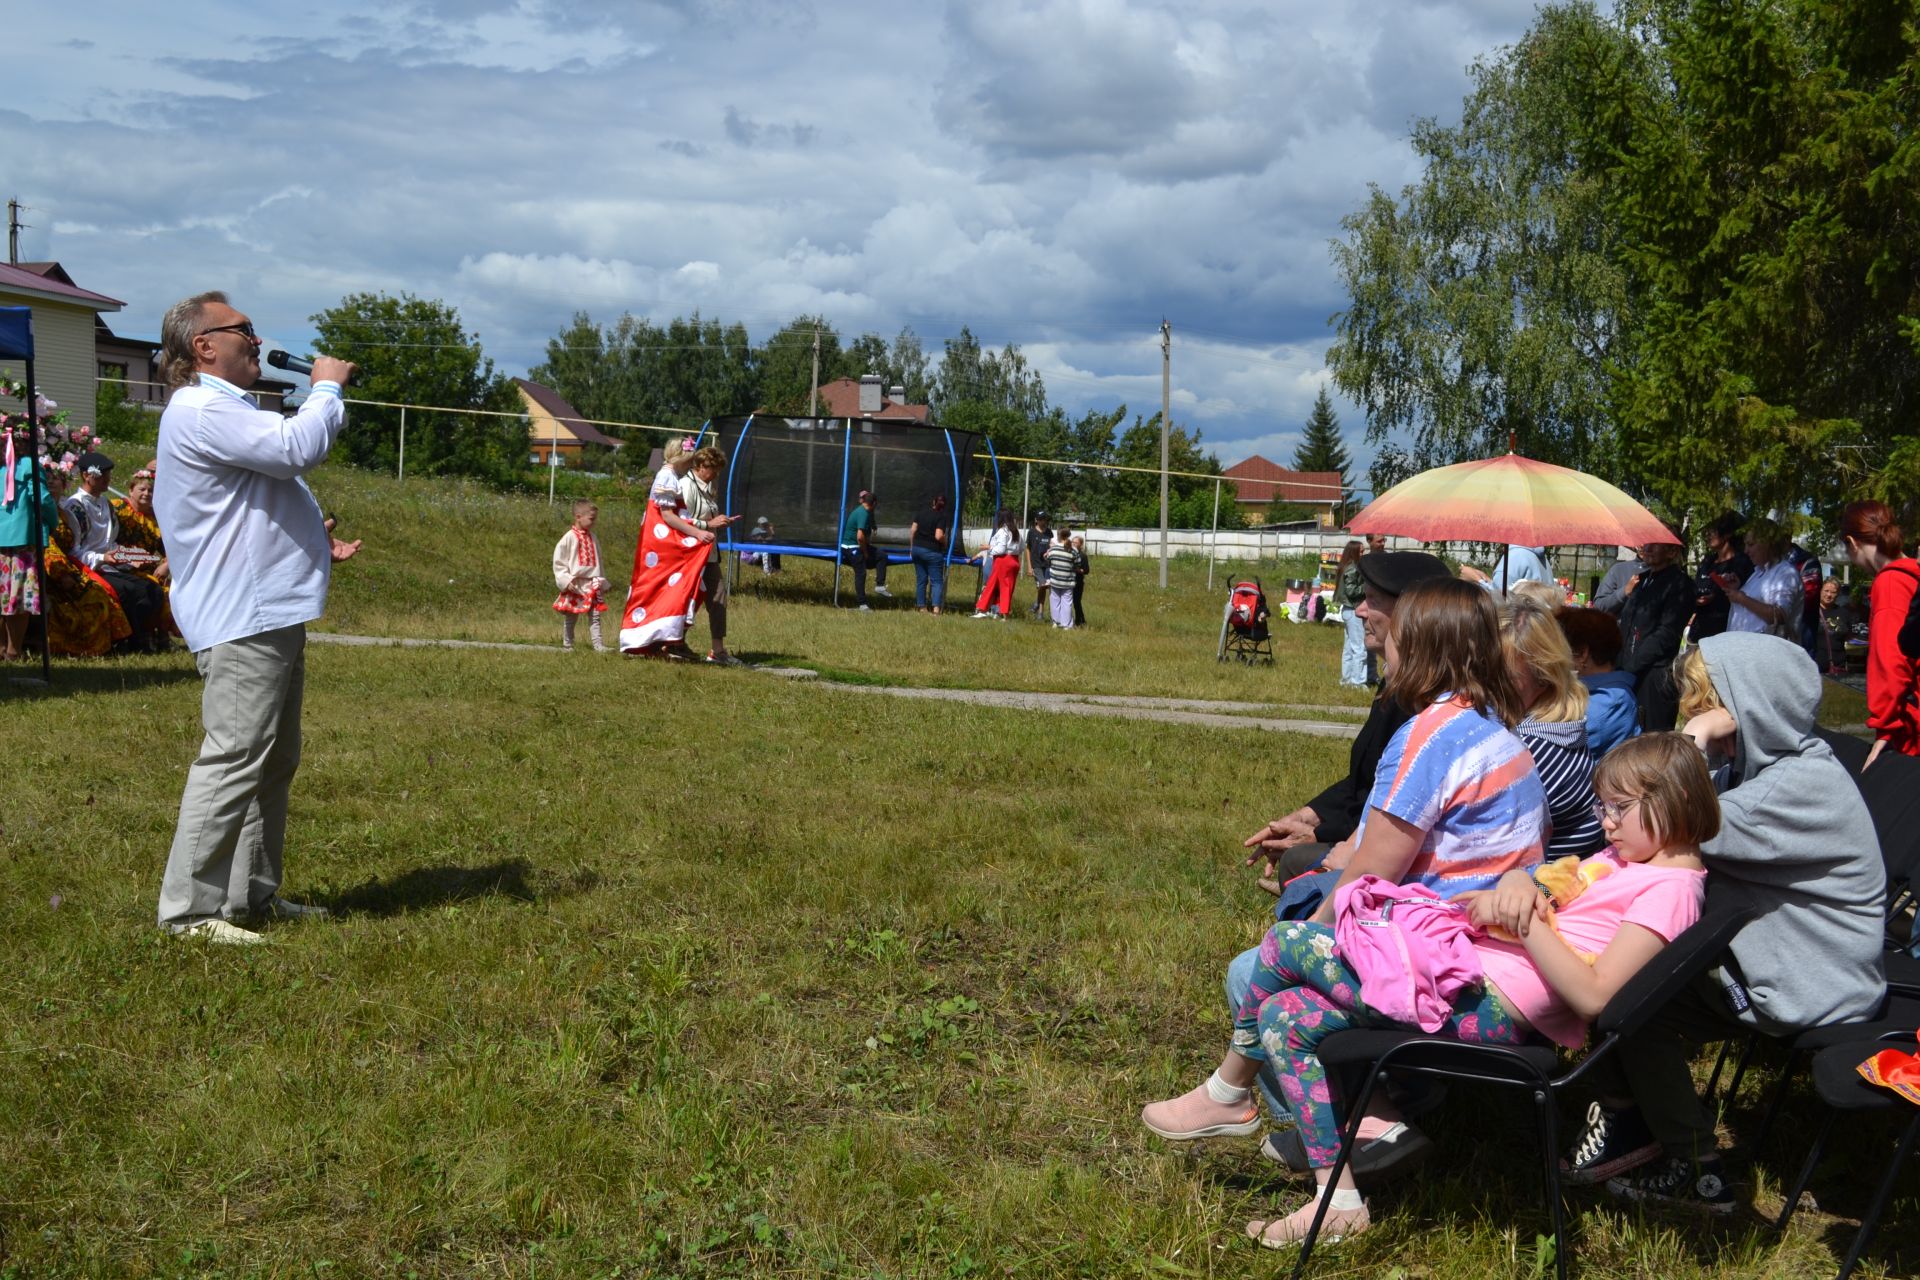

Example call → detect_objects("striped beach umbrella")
1348 451 1680 549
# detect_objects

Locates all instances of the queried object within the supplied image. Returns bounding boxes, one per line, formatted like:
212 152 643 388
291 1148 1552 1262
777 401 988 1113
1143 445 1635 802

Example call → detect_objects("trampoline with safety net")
693 413 999 605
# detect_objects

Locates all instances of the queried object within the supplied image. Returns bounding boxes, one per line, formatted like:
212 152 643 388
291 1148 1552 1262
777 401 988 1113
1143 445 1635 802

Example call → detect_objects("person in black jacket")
1617 536 1692 731
1240 550 1456 888
1226 550 1452 1156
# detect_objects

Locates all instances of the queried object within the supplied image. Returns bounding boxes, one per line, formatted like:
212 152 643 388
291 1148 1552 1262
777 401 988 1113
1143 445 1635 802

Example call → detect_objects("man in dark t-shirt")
908 495 951 613
1023 511 1053 619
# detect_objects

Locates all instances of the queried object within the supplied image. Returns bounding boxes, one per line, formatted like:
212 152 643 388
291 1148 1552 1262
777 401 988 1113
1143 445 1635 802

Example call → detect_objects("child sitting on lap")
1141 732 1713 1248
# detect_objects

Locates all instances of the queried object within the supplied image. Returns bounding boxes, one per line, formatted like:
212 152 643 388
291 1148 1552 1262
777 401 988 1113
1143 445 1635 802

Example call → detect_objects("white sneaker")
175 919 266 945
259 896 331 921
872 585 892 598
857 604 872 612
971 611 990 618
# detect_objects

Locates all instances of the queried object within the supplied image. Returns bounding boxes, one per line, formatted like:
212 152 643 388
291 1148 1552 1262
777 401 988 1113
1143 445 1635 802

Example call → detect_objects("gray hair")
158 291 228 391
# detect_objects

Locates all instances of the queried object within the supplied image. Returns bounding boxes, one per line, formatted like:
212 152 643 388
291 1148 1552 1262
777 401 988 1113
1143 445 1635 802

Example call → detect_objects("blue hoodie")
1580 669 1640 761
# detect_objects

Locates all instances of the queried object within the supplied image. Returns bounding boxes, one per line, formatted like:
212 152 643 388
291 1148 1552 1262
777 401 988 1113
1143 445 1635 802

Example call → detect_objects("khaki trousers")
156 624 306 927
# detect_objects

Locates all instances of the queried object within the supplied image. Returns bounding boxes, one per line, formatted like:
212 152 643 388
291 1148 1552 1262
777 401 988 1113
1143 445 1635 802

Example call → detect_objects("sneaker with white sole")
259 896 330 922
1606 1154 1736 1215
174 919 266 945
971 611 990 618
872 585 892 598
1562 1101 1661 1186
1140 1083 1263 1141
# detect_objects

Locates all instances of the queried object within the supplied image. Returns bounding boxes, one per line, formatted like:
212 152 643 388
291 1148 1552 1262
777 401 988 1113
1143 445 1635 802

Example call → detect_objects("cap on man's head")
755 515 770 527
77 451 114 477
858 489 876 503
1357 550 1451 598
1033 509 1049 521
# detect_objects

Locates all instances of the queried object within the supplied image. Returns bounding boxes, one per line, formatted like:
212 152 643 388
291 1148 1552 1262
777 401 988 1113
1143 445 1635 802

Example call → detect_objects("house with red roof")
1221 455 1345 525
811 374 930 422
0 260 125 421
517 378 624 467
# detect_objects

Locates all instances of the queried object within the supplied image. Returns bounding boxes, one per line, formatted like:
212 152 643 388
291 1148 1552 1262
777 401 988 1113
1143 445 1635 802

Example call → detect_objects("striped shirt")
1517 719 1607 859
1044 543 1078 587
1356 694 1547 896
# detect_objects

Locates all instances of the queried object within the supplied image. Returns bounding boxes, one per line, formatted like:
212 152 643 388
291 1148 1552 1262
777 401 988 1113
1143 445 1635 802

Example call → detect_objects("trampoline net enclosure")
701 414 987 558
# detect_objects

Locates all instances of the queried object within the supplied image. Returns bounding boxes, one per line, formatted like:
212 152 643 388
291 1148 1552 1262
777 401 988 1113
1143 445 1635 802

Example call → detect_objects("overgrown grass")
1 465 1902 1278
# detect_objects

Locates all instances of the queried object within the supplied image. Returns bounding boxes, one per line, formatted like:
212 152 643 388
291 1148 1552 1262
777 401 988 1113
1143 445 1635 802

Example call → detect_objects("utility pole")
1159 318 1171 589
6 199 26 265
808 327 820 417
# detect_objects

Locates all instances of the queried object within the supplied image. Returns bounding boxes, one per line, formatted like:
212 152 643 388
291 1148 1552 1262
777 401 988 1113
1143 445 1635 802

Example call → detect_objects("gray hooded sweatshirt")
1699 632 1886 1031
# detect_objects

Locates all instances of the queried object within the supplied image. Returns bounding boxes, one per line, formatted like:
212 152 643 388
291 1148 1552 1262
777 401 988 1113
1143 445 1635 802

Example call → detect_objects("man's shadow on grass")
1 661 200 699
327 859 598 918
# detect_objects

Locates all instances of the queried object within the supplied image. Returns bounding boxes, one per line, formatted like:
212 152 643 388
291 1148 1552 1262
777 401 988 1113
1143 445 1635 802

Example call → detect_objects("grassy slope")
0 464 1897 1278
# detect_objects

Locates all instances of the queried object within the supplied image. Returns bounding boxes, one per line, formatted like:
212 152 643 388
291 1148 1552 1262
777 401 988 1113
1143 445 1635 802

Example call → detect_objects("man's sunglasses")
198 322 258 341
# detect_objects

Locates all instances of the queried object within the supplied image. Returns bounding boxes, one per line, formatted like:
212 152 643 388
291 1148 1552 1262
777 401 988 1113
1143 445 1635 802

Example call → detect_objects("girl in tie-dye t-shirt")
1353 691 1548 896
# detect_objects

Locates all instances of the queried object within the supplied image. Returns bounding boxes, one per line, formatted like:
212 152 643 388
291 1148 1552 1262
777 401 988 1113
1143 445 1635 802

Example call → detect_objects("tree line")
1329 0 1919 533
309 295 1257 526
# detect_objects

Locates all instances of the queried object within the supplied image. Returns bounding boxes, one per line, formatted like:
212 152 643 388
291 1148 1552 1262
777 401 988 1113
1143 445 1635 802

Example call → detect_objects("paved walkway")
310 631 1366 738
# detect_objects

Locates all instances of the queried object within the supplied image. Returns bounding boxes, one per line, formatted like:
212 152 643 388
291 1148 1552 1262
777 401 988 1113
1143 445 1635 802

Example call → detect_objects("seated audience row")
1172 566 1885 1249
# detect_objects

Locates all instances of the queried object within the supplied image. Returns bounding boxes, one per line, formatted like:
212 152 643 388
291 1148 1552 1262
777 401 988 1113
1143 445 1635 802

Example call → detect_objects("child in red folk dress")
552 499 611 652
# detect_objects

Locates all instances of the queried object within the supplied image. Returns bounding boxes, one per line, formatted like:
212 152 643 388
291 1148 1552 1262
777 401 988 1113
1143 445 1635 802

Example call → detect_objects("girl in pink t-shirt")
1141 732 1712 1249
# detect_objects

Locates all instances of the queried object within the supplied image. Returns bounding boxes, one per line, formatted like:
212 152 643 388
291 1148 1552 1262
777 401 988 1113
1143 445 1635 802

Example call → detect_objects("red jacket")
1866 559 1920 755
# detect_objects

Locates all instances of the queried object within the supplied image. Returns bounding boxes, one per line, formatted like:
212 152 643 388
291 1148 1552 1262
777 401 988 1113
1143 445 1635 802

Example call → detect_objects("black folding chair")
1773 1035 1920 1280
1287 903 1755 1280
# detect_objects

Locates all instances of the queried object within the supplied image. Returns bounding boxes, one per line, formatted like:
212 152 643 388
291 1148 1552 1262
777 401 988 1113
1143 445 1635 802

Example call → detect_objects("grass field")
0 462 1903 1278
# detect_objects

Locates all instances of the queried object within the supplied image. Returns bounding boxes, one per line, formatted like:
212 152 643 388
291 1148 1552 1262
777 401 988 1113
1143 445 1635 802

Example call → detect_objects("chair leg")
1773 1108 1838 1231
1290 1062 1387 1280
1723 1031 1762 1106
1704 1040 1735 1106
1745 1053 1800 1161
1533 1086 1568 1280
1835 1111 1920 1280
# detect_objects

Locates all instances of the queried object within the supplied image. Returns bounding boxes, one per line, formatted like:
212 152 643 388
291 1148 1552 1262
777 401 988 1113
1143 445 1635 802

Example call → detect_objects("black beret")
1357 550 1451 598
77 451 114 475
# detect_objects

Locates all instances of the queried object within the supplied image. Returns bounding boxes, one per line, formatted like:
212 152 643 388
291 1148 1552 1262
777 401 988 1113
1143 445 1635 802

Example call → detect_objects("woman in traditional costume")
619 436 716 659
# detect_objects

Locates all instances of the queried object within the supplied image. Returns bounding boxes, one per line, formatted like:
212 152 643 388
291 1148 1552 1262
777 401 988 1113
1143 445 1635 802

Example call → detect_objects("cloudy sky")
6 0 1537 483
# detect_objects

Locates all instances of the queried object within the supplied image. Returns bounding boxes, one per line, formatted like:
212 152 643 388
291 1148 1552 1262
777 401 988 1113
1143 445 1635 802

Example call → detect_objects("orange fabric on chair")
1856 1031 1920 1105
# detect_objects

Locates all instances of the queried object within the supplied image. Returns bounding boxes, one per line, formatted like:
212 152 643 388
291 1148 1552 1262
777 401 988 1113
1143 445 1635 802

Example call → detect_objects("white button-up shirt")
154 374 345 651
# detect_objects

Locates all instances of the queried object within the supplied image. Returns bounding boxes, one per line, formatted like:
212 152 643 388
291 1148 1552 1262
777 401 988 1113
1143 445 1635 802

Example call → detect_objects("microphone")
266 349 315 376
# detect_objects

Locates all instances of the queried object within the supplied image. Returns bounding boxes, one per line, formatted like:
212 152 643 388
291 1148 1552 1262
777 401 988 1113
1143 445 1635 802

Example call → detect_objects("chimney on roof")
889 384 905 406
858 373 883 415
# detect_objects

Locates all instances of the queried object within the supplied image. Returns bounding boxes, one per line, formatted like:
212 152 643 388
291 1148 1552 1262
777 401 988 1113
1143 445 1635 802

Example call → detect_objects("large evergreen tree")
1291 387 1352 511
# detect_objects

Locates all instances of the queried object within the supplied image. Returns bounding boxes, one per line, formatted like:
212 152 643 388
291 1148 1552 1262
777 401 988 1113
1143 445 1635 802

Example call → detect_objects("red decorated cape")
619 499 709 651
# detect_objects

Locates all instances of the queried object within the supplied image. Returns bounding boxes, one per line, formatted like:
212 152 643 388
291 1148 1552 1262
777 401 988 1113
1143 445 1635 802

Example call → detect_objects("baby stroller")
1217 577 1274 664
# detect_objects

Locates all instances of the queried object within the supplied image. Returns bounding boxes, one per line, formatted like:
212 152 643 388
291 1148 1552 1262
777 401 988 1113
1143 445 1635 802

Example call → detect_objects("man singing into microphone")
152 291 360 944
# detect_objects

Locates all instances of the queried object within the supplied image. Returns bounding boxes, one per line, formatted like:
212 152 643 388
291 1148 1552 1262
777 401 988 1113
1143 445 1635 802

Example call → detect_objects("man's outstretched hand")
1242 807 1319 871
330 537 363 563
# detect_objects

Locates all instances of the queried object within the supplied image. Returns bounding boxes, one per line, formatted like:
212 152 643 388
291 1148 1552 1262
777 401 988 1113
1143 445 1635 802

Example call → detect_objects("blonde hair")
1384 578 1528 726
1500 598 1588 723
691 445 726 471
570 498 596 520
1508 580 1564 610
1673 646 1721 723
662 437 692 465
158 290 228 391
1593 732 1721 848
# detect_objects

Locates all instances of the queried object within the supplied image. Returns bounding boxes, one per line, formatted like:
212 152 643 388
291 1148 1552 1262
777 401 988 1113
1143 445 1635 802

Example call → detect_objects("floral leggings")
1232 920 1527 1166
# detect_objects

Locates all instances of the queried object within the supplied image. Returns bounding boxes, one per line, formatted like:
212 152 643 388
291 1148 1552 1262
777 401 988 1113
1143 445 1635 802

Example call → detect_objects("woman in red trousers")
971 509 1022 619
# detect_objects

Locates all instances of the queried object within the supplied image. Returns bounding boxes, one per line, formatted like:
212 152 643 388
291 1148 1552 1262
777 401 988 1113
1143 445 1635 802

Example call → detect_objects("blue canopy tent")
0 306 51 681
692 413 999 607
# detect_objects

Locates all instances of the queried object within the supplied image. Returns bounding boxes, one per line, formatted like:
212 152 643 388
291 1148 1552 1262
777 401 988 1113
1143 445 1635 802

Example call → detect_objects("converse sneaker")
871 585 892 598
1607 1154 1736 1215
1562 1101 1662 1186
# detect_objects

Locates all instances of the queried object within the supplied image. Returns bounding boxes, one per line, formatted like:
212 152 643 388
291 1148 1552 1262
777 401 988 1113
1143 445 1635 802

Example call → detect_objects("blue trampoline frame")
691 414 1001 607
